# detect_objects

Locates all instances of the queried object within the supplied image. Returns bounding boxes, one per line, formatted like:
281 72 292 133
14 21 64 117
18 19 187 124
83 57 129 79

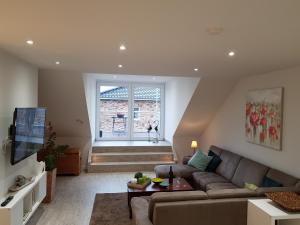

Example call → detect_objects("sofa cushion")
265 169 298 187
231 158 269 187
209 145 224 156
262 177 282 187
206 152 222 172
216 150 241 180
192 172 229 190
188 151 212 171
207 188 258 199
148 191 208 221
155 164 200 179
206 182 238 191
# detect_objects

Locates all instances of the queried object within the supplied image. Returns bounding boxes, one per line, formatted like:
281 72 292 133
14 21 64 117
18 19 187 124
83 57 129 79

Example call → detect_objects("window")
96 82 164 140
133 107 140 120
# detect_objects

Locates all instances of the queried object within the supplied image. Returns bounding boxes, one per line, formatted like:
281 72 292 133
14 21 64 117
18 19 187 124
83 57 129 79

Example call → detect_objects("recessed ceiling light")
26 40 34 45
194 68 199 71
228 51 235 57
118 64 123 68
152 77 156 80
120 45 126 51
113 75 117 79
55 61 60 65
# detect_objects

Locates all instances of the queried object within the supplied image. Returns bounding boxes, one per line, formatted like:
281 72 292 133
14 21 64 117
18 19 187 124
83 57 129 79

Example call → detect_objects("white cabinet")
0 171 46 225
248 199 300 225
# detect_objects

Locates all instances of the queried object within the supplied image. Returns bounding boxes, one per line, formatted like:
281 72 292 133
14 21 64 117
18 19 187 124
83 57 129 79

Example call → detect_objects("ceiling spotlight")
55 61 60 65
152 77 156 80
194 68 199 71
26 40 34 45
228 51 235 57
113 75 117 79
118 64 123 68
120 45 126 51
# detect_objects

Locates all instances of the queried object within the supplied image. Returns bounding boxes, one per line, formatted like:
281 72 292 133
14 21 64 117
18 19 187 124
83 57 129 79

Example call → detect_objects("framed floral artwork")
245 87 283 150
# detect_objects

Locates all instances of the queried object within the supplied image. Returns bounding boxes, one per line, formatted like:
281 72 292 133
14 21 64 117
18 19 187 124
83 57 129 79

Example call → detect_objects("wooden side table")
248 199 300 225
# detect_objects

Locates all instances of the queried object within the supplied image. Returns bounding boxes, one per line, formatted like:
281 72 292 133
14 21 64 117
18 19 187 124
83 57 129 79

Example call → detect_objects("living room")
1 1 300 225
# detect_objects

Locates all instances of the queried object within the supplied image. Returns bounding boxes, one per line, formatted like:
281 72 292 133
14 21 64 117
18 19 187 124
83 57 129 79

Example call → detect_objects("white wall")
0 49 38 198
200 66 300 178
38 69 91 170
164 77 200 142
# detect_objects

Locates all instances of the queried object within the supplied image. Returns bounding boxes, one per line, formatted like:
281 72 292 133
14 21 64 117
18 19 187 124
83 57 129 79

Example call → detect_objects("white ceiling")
1 0 300 78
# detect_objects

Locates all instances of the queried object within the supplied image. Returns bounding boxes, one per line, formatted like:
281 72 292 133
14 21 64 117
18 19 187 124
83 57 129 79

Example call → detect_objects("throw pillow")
188 150 212 171
262 176 283 187
245 183 258 191
205 154 222 172
208 150 216 157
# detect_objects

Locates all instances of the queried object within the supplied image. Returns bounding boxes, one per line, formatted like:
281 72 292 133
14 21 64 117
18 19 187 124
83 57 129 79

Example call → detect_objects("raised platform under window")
88 141 175 172
93 140 172 147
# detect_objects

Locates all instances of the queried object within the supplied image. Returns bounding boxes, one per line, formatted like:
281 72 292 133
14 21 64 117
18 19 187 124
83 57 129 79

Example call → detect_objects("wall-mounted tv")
11 108 47 165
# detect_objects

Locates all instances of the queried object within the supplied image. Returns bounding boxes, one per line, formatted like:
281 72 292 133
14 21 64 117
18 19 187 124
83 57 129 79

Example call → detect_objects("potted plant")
42 122 68 203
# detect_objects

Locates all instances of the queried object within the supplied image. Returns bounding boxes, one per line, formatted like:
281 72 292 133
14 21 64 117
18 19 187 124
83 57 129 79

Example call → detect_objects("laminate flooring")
27 172 154 225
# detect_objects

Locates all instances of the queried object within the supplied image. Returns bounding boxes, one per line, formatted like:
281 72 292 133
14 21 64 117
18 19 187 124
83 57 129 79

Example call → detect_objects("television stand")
0 171 46 225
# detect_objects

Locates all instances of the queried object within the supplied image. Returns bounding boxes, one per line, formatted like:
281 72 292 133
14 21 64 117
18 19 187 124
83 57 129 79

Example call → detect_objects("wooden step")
88 161 175 172
91 152 174 163
92 145 173 153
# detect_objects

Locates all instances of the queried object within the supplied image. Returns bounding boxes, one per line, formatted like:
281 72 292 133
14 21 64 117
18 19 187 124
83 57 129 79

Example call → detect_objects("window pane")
132 86 161 139
99 85 129 139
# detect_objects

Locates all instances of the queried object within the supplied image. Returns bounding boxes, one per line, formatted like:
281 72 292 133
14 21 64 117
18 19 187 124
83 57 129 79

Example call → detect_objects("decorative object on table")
39 122 69 203
151 178 163 185
127 172 151 189
191 141 198 154
245 87 283 150
9 176 35 192
168 166 174 184
146 121 152 142
265 192 300 212
159 180 169 188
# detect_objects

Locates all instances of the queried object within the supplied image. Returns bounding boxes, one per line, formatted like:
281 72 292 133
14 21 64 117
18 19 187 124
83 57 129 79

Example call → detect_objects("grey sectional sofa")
131 145 300 225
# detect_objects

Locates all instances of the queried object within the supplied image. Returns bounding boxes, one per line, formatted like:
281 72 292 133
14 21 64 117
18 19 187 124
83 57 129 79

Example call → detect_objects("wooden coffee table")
127 178 193 218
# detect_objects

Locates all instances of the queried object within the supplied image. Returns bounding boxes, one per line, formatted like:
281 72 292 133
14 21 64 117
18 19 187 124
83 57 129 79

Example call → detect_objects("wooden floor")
28 172 154 225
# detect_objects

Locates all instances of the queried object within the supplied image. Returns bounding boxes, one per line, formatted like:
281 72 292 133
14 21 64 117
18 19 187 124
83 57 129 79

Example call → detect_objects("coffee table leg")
128 192 133 219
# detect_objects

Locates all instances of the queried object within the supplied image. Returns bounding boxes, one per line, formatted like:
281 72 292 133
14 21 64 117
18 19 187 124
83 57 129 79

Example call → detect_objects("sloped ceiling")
38 69 91 137
174 76 238 137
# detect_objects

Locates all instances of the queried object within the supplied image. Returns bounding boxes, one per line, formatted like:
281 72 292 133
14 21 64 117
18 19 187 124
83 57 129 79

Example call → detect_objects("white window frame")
95 81 165 141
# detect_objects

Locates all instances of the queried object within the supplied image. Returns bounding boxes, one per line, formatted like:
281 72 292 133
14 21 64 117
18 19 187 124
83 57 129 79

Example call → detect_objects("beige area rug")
89 192 132 225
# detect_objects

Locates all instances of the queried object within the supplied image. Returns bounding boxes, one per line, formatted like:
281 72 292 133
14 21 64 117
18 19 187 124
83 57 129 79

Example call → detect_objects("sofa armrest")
182 156 192 165
131 197 153 225
255 186 300 196
148 191 207 221
152 198 248 225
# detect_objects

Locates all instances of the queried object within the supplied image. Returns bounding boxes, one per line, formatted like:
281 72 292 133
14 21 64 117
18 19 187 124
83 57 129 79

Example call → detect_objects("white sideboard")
248 199 300 225
0 171 46 225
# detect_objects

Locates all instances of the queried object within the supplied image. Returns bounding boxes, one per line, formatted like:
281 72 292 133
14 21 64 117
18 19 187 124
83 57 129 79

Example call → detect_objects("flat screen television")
10 108 47 165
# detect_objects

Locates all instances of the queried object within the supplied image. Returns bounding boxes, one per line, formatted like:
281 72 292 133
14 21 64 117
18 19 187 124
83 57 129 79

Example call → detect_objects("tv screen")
11 108 47 165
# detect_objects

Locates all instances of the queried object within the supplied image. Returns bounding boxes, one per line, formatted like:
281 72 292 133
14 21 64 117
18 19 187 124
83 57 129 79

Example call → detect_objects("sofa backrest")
216 150 241 180
209 145 224 156
265 169 298 187
231 158 269 187
152 198 248 225
148 191 208 221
